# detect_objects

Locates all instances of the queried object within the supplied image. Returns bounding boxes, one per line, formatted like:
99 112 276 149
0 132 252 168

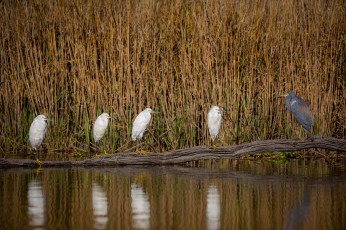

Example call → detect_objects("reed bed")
0 0 344 154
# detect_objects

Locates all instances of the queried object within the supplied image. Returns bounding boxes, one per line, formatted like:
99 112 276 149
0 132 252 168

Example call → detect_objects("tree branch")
0 136 345 168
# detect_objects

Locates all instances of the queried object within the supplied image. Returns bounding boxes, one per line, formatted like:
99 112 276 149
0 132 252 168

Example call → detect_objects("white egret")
93 113 116 158
207 106 225 150
29 114 53 165
131 108 159 154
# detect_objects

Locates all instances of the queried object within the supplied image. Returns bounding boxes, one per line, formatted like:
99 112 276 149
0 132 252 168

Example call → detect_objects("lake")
0 159 345 230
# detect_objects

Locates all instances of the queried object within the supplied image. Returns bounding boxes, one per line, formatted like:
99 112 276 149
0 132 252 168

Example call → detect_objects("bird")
277 90 313 137
93 113 116 158
131 108 159 154
207 106 225 150
29 114 53 166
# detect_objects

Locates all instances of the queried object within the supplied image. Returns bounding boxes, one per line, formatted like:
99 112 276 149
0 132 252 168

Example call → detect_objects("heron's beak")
109 116 117 120
219 109 226 112
151 110 160 114
45 118 53 121
276 93 289 97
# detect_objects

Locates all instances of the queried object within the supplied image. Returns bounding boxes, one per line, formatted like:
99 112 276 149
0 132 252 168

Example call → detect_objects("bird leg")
93 142 101 159
93 153 101 159
101 139 112 156
135 139 147 155
35 158 43 166
101 150 112 161
139 149 148 155
35 165 42 174
211 139 217 150
35 150 43 166
135 139 141 153
140 140 148 155
104 150 112 156
299 125 302 139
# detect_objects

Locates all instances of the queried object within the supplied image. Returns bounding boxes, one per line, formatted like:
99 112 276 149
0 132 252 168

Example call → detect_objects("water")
0 159 345 230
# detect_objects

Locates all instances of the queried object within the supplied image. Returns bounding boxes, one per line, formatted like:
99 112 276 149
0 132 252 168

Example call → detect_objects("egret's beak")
45 118 53 121
151 110 160 114
109 116 117 120
276 93 289 97
219 109 226 112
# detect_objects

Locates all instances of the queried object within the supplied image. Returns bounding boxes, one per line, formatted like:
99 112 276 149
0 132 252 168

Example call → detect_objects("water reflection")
131 184 150 230
284 189 311 230
0 159 344 230
92 182 109 230
206 184 220 230
28 179 45 230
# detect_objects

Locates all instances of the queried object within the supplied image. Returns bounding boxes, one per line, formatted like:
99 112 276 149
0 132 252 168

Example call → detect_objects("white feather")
29 115 49 150
207 106 222 141
93 113 112 143
131 108 155 141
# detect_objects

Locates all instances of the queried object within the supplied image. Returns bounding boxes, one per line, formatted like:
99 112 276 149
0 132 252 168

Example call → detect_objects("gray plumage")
283 91 313 133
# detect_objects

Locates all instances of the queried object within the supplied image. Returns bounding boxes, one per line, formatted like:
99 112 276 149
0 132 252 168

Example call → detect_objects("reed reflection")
131 183 150 230
92 182 109 230
28 179 45 230
207 184 220 230
0 159 344 230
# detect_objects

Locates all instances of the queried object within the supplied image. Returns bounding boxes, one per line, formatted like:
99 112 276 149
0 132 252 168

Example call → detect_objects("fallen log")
0 136 345 168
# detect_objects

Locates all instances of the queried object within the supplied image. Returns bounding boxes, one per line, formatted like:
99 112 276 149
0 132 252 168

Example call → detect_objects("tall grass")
0 0 344 154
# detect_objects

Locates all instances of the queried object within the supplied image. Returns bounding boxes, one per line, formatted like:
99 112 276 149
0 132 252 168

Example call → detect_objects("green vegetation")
0 0 344 155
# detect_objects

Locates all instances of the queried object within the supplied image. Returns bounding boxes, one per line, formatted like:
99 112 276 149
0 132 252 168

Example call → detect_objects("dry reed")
0 0 344 154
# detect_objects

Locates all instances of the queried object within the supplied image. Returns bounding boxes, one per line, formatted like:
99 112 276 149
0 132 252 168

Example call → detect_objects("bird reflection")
131 183 150 229
207 184 221 230
28 179 45 229
284 190 311 230
92 183 109 230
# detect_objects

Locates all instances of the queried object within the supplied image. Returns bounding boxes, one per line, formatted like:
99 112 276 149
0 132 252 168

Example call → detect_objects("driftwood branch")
0 136 345 168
